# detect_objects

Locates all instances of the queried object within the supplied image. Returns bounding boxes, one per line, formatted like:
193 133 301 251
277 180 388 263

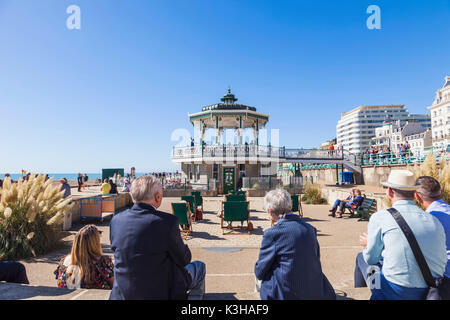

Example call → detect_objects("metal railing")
360 148 449 166
242 177 283 190
172 145 284 160
284 148 345 160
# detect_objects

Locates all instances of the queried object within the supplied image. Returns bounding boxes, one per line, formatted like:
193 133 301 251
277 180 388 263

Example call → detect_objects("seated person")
100 179 111 195
54 224 114 289
109 179 118 194
329 189 354 217
255 189 336 300
346 189 364 213
354 171 446 300
109 175 206 299
336 189 363 218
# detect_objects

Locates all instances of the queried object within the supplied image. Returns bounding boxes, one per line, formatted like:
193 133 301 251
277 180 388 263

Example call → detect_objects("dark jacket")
109 203 192 300
350 195 363 207
255 214 336 300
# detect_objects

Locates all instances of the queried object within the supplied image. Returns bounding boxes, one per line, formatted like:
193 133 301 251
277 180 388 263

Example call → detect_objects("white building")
405 129 432 156
336 105 430 154
429 76 450 151
371 119 431 155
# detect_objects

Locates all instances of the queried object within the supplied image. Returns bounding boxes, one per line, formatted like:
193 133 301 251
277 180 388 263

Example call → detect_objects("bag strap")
387 208 436 288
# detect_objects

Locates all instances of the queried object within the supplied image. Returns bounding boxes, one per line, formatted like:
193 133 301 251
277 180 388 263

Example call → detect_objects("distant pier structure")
172 89 278 193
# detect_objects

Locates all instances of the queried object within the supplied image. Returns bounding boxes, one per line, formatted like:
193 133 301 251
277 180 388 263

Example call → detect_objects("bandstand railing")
172 145 284 160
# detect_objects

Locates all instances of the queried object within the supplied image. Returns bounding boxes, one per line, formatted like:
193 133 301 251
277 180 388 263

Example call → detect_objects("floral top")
54 255 114 289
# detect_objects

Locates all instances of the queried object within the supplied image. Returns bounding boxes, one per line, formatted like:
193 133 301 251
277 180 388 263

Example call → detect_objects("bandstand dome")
188 88 269 129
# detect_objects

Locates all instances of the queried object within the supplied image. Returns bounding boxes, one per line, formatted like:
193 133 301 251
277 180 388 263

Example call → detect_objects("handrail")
173 145 362 165
360 149 449 166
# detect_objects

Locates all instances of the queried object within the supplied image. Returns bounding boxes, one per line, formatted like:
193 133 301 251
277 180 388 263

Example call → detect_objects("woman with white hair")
254 189 335 300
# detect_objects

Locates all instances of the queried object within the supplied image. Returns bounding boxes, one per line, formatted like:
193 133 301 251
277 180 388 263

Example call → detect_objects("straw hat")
381 170 420 191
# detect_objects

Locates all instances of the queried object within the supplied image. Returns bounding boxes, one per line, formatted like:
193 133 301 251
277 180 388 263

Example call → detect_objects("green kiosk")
102 168 125 181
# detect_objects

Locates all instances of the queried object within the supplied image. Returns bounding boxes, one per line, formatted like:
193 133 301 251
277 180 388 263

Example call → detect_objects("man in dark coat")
109 175 205 300
255 189 336 300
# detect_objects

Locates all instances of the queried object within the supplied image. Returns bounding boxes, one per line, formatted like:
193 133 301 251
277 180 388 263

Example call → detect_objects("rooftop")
340 105 405 118
201 89 257 112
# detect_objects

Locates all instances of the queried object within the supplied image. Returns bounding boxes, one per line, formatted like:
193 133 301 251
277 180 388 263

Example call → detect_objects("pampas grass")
408 153 450 204
301 184 327 204
0 174 74 261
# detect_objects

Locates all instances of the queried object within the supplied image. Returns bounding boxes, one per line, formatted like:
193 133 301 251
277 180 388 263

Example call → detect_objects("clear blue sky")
1 0 449 173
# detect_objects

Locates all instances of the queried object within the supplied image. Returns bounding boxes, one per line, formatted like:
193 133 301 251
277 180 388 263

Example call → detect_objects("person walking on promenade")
415 176 450 277
77 173 83 192
109 175 206 300
60 178 71 199
255 189 336 300
354 170 447 300
54 224 114 289
83 174 89 190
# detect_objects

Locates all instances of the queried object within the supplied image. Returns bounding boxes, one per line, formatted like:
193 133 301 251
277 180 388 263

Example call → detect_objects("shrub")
301 184 327 204
0 174 73 261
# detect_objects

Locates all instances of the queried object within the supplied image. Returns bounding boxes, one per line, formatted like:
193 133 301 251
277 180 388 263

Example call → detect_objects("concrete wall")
361 164 408 187
300 164 409 187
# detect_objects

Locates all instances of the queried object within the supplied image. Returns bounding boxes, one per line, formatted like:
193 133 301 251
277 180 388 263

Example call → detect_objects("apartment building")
429 76 450 151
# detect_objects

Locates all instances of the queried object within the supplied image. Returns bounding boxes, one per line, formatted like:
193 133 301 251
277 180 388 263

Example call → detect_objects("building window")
189 165 193 180
239 164 246 177
213 164 218 180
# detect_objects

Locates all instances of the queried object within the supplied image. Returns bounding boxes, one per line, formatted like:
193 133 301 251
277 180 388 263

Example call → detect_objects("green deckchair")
221 201 251 235
191 191 203 211
225 194 246 202
171 202 192 239
235 190 247 200
291 194 303 218
181 195 196 222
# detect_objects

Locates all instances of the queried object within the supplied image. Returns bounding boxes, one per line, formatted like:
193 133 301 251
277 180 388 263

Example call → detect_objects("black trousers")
0 261 29 284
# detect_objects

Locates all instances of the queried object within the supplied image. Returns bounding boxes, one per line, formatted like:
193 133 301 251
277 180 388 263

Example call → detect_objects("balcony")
172 145 284 163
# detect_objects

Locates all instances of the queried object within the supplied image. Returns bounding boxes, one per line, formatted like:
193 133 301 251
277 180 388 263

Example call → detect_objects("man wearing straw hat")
354 170 447 300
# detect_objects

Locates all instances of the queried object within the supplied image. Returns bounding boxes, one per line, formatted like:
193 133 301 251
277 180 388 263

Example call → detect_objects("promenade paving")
9 196 372 300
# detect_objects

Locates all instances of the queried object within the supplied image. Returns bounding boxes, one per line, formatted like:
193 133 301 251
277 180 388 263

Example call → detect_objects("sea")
0 172 163 182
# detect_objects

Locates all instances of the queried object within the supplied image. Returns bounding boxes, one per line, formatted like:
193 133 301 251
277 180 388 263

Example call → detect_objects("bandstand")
172 89 279 193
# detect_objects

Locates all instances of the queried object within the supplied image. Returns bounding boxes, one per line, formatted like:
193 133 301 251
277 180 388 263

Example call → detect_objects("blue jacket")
350 195 363 207
254 214 336 300
109 203 192 300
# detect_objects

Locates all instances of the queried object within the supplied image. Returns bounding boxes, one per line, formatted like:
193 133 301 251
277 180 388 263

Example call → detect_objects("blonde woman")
54 224 114 289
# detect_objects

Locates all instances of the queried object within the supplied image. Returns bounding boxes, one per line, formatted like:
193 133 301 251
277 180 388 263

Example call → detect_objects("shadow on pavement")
190 232 226 241
0 283 76 300
335 290 355 300
302 217 330 223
